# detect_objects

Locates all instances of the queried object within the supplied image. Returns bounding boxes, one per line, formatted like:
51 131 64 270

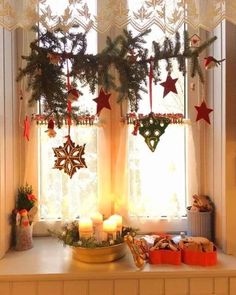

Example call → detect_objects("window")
35 0 195 234
0 0 233 256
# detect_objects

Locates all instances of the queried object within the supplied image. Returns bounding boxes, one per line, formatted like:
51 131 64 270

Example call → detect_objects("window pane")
39 126 97 219
38 0 98 220
128 124 186 218
127 7 186 218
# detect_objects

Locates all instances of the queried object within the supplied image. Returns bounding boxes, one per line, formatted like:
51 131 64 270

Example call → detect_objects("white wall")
0 28 20 258
224 21 236 255
204 21 236 255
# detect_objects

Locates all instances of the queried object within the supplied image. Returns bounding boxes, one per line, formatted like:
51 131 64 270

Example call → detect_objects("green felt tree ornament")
138 113 171 152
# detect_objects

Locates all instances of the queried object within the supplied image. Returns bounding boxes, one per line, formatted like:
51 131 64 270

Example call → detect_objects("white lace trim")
0 0 234 33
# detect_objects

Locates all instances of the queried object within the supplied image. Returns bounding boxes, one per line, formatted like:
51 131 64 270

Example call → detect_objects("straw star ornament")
53 136 87 178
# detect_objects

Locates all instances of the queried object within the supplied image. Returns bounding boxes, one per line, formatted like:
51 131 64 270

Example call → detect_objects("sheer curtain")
37 1 99 220
126 19 188 223
17 0 100 221
0 0 236 33
39 126 98 220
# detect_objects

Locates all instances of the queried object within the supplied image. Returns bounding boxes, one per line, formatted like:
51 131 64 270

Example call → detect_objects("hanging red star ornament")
53 135 87 178
93 88 111 115
23 115 30 141
195 100 213 124
160 74 178 98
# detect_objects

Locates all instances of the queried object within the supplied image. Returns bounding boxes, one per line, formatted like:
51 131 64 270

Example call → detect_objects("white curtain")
0 0 235 33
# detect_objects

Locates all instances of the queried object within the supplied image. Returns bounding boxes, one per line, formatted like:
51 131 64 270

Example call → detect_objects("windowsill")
0 237 236 281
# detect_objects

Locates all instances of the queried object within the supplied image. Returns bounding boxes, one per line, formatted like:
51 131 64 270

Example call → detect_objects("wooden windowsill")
0 237 236 281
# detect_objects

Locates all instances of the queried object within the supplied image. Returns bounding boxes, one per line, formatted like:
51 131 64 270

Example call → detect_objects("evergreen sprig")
17 183 36 211
49 221 138 248
17 25 217 126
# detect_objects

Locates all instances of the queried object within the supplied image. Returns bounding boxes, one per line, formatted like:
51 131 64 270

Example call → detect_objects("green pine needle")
17 25 217 126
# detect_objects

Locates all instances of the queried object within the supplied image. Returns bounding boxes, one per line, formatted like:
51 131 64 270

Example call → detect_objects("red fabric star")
195 101 213 124
23 115 30 141
93 88 111 115
160 74 178 98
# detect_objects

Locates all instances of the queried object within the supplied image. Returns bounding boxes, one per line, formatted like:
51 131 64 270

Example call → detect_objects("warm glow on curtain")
0 0 236 33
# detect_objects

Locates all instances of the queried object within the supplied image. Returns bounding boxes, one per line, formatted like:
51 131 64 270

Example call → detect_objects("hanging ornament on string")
189 34 201 48
52 59 87 178
93 87 111 116
160 74 178 98
132 120 140 136
53 135 87 178
47 53 62 65
132 61 170 152
23 115 30 141
68 88 80 102
45 119 57 138
139 113 170 152
127 49 138 64
204 56 225 70
195 100 213 124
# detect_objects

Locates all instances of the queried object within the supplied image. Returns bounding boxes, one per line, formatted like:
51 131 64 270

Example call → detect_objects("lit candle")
109 214 123 239
79 217 93 239
91 212 103 243
103 219 117 241
91 212 103 224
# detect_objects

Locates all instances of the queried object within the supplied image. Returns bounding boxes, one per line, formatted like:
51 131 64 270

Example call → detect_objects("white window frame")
28 3 212 237
35 37 194 236
4 5 235 257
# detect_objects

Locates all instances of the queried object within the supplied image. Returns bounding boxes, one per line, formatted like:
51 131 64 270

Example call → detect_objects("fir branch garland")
17 26 217 126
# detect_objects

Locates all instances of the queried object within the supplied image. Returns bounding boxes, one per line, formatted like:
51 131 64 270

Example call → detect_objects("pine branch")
17 25 217 126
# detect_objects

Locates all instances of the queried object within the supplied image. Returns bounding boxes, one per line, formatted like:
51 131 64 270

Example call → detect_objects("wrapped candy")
150 236 179 251
179 236 214 253
124 235 146 269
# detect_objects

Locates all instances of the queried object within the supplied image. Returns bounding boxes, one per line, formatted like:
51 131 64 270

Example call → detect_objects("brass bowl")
72 243 127 263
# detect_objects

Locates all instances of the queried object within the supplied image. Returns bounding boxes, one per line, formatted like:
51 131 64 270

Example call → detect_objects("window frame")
31 4 206 236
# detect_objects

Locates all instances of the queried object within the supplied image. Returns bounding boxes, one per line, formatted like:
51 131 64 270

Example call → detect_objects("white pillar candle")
91 212 103 243
79 217 93 239
91 212 103 223
109 214 123 239
103 219 117 241
109 214 122 228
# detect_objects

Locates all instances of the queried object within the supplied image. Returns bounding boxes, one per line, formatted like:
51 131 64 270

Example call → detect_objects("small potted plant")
12 184 38 251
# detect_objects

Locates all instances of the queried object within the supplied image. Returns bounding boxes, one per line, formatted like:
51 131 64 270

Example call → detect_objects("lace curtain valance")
0 0 234 33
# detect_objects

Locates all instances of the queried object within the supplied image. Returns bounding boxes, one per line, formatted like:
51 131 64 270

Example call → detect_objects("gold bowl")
72 242 127 263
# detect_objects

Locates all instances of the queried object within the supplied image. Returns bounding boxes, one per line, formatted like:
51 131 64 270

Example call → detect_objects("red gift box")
181 247 217 266
149 249 181 265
